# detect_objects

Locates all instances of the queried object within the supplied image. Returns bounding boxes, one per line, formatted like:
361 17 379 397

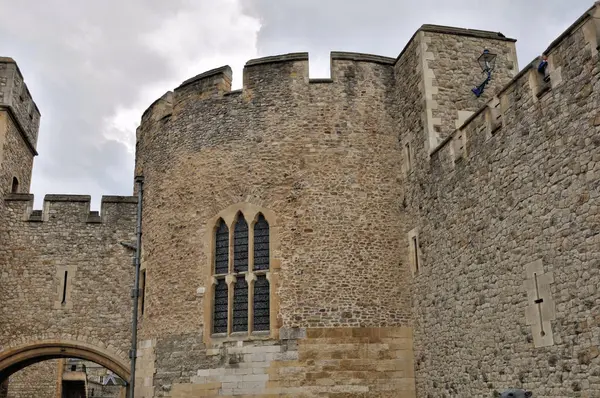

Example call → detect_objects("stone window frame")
202 203 280 343
11 176 19 193
403 139 414 176
54 265 77 310
407 228 421 277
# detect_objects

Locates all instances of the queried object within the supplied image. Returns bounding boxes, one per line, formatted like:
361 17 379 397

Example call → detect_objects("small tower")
0 57 41 197
412 26 518 153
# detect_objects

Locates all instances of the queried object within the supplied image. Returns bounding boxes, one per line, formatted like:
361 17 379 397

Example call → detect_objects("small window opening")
61 271 68 305
140 270 146 316
70 364 76 371
405 142 412 173
412 236 419 272
11 177 18 193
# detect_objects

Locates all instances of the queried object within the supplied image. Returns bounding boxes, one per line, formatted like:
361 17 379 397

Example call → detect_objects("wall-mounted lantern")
471 49 497 98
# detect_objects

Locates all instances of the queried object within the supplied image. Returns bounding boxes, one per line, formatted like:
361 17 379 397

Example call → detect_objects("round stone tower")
134 52 415 397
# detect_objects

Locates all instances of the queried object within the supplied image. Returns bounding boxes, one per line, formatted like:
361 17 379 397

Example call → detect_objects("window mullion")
226 274 236 336
248 219 255 334
227 220 234 335
247 272 256 334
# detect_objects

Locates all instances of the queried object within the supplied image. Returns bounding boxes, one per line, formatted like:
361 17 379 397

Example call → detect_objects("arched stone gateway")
0 339 130 383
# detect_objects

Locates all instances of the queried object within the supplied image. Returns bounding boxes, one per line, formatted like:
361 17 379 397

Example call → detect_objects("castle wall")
421 27 518 151
6 361 58 398
0 58 41 151
0 113 34 195
0 195 137 370
409 7 600 397
135 53 417 397
3 4 600 398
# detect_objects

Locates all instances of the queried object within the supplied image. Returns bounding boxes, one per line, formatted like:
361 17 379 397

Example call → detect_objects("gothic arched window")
208 207 274 337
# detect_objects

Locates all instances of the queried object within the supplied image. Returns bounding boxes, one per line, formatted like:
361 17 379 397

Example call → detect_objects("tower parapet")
0 57 41 154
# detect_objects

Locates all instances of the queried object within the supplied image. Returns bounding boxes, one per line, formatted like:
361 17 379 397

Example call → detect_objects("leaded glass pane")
253 214 270 271
213 278 228 333
253 275 270 331
233 214 249 273
214 219 229 275
232 278 249 332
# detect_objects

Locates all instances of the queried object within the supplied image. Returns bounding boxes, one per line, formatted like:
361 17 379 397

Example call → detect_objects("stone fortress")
1 2 599 397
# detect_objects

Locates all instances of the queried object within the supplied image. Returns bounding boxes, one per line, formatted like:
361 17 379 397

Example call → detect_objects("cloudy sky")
0 0 592 209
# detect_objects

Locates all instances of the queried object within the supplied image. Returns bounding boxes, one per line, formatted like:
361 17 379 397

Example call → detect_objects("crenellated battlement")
429 2 600 174
4 193 137 224
138 20 521 154
140 51 402 125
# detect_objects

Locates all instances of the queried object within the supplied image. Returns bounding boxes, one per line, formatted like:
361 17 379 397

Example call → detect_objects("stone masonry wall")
0 113 34 195
135 53 416 396
4 7 598 398
145 327 414 397
409 7 600 397
6 360 58 398
0 195 137 373
136 53 411 334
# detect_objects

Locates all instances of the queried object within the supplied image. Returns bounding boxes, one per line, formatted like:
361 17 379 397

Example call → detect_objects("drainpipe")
129 175 144 398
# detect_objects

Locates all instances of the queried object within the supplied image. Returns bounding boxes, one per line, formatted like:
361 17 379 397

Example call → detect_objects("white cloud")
0 0 593 210
0 0 260 209
103 0 260 164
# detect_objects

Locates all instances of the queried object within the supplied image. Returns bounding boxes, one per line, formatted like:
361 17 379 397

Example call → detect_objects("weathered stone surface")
3 3 600 398
410 6 600 397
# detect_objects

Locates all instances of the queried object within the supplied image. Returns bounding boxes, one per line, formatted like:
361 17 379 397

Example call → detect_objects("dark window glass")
253 275 270 331
233 214 249 272
232 277 248 332
61 271 68 305
213 278 228 333
412 236 419 271
253 215 270 271
214 219 229 274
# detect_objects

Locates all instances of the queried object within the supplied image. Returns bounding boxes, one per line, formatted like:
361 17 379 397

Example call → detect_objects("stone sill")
209 331 272 344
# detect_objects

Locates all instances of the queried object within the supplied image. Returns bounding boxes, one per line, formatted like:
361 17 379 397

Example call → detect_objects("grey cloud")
0 0 258 209
0 0 593 209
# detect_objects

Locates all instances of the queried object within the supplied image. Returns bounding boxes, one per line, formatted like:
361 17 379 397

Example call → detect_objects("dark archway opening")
3 358 128 398
0 341 130 387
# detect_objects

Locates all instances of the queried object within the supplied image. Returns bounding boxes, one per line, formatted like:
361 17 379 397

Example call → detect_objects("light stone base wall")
136 339 157 398
148 327 415 398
